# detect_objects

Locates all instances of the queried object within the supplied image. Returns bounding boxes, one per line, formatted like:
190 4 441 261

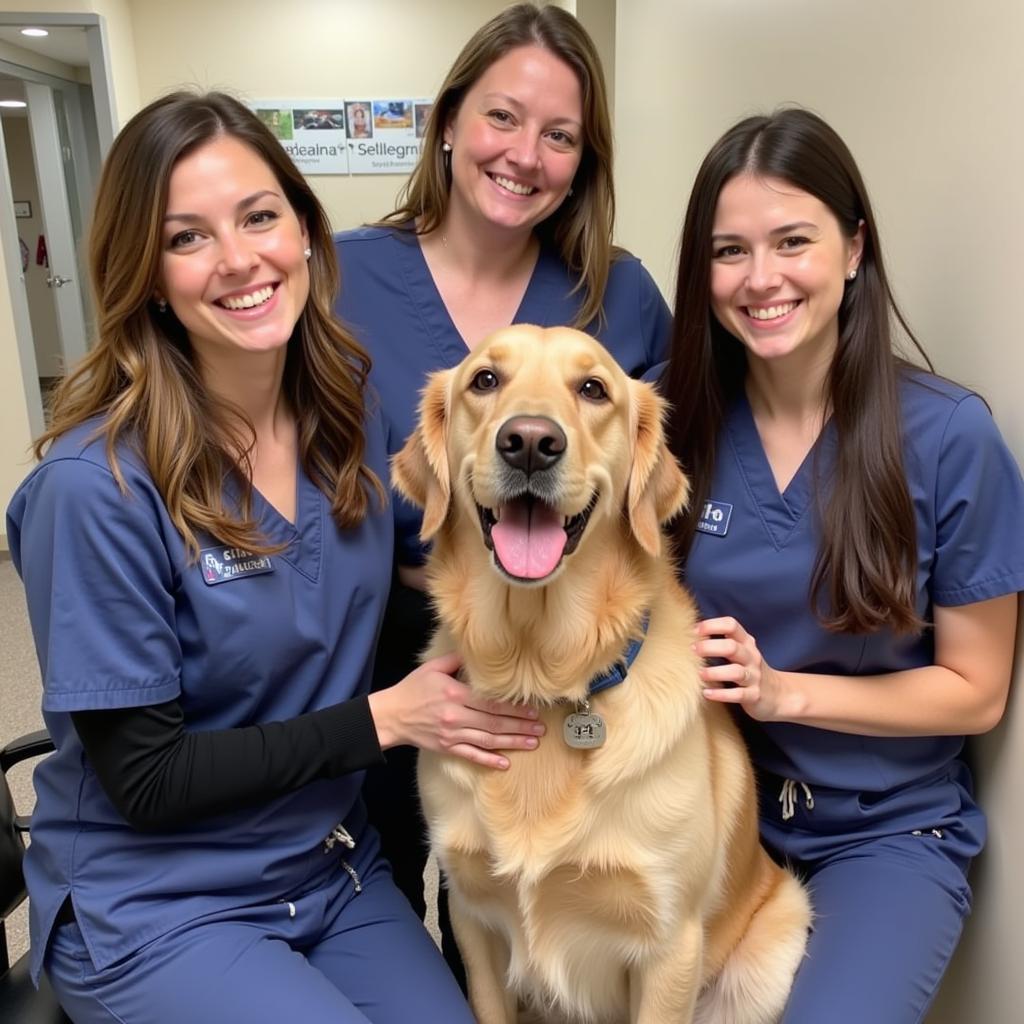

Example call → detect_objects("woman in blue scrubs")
659 107 1024 1023
6 92 543 1024
333 3 670 980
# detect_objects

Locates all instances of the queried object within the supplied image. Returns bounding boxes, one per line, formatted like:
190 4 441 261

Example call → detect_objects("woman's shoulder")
334 224 394 245
25 419 153 501
604 249 669 316
40 418 133 468
595 249 671 366
898 367 992 441
900 366 976 405
606 246 656 286
7 420 166 567
898 368 1022 504
333 223 412 253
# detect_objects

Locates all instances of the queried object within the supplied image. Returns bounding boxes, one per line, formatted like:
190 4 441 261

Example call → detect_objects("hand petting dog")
369 652 545 769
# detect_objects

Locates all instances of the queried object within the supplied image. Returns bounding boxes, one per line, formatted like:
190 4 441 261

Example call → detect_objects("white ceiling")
0 26 90 70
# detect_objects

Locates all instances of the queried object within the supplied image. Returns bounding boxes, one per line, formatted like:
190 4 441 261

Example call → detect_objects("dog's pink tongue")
492 501 567 579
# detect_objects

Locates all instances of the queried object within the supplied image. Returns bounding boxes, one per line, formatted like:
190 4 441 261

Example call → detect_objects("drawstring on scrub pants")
779 779 815 821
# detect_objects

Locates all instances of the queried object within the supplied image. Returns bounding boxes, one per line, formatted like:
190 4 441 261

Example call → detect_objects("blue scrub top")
6 411 392 982
334 225 671 564
674 371 1024 793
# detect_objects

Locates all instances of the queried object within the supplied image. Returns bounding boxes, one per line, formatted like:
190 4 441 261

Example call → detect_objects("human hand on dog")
368 651 545 769
694 617 789 722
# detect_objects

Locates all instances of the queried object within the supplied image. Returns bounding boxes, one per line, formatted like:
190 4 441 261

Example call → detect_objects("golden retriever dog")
393 326 810 1024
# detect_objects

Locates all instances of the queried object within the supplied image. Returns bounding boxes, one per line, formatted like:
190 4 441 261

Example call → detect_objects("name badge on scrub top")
696 499 732 537
199 546 275 586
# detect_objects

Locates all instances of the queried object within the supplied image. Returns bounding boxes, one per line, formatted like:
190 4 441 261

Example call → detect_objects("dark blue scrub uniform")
6 413 474 1024
680 372 1024 1023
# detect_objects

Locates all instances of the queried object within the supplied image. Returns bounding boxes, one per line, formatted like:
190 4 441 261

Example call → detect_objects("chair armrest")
0 729 54 773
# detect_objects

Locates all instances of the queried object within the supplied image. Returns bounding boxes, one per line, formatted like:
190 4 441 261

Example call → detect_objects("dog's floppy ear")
392 370 452 541
626 381 689 556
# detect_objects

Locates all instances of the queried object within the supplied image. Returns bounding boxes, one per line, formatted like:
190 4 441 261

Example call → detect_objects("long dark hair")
38 90 383 558
666 107 931 634
381 2 615 329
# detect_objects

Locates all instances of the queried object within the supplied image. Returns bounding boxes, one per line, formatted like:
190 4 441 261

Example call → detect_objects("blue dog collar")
587 613 650 696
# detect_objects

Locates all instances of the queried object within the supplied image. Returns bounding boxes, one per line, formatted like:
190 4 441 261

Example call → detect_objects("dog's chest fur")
419 600 718 1019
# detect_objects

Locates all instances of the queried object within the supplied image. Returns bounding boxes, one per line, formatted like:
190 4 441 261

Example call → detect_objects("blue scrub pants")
43 835 473 1024
760 761 983 1024
365 574 464 988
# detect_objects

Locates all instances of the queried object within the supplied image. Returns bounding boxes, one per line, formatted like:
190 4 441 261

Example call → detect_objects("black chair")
0 729 71 1023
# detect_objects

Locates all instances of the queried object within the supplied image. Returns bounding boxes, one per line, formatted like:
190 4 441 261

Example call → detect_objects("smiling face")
157 135 310 364
709 173 863 368
443 44 583 241
453 328 622 582
393 326 688 586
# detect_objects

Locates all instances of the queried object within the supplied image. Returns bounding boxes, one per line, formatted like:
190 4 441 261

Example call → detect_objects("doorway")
0 15 116 435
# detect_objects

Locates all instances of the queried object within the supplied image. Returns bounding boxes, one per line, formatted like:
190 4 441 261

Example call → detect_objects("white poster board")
250 98 434 176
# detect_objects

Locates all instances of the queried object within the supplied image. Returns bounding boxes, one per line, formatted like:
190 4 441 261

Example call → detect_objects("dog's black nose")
496 416 566 473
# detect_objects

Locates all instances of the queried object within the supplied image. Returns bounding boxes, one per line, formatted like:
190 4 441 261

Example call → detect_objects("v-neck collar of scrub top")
225 463 324 582
725 391 837 551
394 226 571 359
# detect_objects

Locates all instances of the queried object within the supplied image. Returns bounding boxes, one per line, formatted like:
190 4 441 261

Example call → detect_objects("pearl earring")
304 248 312 260
155 297 167 313
442 142 452 153
847 269 858 281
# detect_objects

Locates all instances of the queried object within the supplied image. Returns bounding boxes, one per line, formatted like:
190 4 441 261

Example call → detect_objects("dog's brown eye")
471 369 500 392
579 378 608 402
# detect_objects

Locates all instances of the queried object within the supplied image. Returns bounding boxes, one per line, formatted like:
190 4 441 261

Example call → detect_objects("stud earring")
847 269 858 281
304 248 312 260
155 297 167 313
442 142 452 153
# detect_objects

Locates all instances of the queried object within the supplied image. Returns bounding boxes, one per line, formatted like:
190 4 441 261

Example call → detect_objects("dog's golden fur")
394 326 810 1024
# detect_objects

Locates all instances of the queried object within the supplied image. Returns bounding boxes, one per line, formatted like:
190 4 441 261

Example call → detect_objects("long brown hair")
666 107 932 635
381 2 615 329
36 90 383 558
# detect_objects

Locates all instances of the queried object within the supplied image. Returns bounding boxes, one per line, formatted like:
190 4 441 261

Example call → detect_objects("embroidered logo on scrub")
199 546 274 585
696 500 732 537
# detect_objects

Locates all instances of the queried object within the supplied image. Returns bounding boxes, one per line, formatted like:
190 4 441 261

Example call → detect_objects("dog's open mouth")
477 493 598 581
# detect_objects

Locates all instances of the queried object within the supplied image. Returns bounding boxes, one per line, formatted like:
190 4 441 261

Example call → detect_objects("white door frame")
0 113 43 435
25 80 90 368
0 11 117 152
0 12 117 435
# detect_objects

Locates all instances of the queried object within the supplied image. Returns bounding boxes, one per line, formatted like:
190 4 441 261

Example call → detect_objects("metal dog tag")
563 710 606 749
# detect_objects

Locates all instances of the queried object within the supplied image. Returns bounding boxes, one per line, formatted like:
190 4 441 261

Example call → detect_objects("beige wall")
615 2 1024 1019
573 0 616 103
128 0 513 233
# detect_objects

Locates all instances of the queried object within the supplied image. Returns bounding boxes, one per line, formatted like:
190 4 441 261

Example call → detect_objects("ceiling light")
21 28 49 38
0 100 27 108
